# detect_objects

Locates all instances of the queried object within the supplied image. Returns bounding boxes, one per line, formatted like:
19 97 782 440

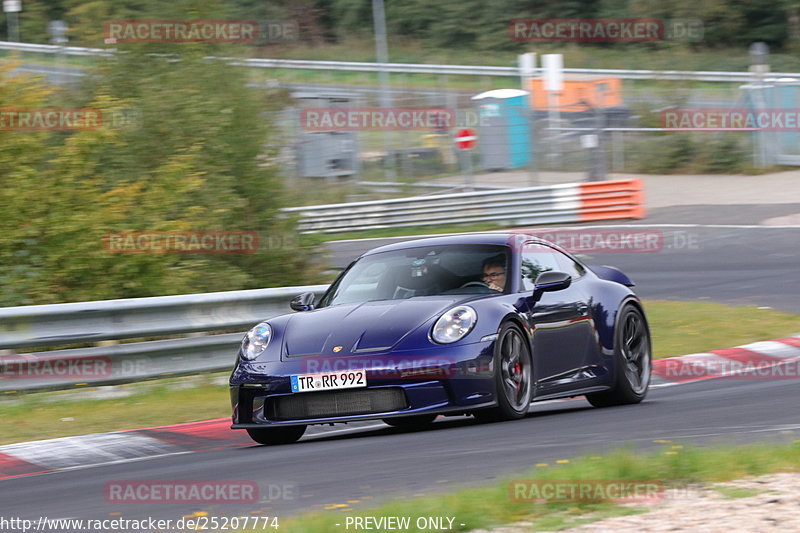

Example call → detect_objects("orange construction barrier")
578 178 646 221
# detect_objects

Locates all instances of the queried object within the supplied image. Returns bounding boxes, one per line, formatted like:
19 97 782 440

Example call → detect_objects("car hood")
281 297 466 358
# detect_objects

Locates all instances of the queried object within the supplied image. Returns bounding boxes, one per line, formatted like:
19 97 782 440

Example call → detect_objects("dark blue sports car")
230 233 651 445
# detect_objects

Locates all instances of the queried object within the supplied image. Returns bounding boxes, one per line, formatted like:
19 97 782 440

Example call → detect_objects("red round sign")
455 128 477 150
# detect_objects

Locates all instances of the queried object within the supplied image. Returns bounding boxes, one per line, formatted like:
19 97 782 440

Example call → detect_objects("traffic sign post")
455 128 476 151
519 53 540 187
455 128 476 189
518 52 536 91
543 54 563 168
4 0 22 42
47 20 68 87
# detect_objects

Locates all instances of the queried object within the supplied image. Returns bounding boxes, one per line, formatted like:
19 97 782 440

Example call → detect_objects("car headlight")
241 322 273 360
431 306 477 344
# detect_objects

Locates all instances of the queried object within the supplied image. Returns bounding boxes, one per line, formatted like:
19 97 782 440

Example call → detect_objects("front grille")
266 388 407 420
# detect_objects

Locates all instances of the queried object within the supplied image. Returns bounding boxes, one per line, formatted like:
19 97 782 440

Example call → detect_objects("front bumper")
230 342 495 427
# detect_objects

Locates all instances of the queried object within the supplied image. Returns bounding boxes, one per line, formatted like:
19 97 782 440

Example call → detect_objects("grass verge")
0 373 230 446
647 300 800 358
267 441 800 533
0 301 796 445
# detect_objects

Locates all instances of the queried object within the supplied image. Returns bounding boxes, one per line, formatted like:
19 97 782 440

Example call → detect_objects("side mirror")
290 292 316 312
533 271 572 293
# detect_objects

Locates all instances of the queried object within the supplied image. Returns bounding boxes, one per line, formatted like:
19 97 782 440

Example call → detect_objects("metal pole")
547 90 560 169
444 78 457 168
372 0 395 180
48 20 69 87
518 54 538 187
528 110 538 186
749 42 770 168
8 12 19 42
466 149 473 190
612 131 624 172
592 84 608 181
751 68 768 168
459 148 473 190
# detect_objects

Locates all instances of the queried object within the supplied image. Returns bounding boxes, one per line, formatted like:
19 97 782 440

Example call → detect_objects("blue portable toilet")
471 89 532 170
741 78 800 164
769 79 800 157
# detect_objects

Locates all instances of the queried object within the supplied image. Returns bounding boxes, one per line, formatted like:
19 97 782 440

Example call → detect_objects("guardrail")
356 180 510 195
1 41 790 82
220 58 776 83
0 178 642 391
282 178 645 234
0 285 328 392
0 40 114 57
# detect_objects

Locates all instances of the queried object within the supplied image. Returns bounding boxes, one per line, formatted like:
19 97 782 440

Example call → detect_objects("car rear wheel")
474 323 532 423
586 303 651 408
246 425 306 445
382 414 437 429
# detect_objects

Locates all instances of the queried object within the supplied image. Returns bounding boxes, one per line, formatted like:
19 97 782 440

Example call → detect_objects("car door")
519 242 593 391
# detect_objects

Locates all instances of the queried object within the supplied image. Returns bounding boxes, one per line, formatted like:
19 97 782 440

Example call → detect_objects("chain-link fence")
1 42 779 188
273 77 763 187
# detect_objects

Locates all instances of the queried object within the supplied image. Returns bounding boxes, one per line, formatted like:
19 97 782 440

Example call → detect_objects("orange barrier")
578 178 646 222
284 178 647 233
527 77 623 113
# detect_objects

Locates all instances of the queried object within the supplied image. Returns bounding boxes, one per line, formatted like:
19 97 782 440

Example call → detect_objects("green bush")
695 134 749 173
627 131 752 175
0 47 323 306
637 134 695 174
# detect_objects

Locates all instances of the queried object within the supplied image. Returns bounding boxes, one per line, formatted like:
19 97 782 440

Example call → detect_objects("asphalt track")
324 206 800 313
2 375 799 526
1 205 799 527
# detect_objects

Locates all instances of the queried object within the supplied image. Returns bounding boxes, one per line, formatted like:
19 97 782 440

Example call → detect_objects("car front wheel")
474 323 532 423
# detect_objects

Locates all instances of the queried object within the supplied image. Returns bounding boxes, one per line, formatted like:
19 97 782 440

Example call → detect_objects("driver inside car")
481 254 506 292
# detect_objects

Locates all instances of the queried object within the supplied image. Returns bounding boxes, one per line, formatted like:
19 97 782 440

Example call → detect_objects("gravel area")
472 472 800 533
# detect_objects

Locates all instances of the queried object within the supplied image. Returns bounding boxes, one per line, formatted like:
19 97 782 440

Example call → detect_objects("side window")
555 250 586 280
520 242 562 291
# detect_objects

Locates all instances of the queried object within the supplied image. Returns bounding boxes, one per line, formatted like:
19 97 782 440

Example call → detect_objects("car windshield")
318 244 510 307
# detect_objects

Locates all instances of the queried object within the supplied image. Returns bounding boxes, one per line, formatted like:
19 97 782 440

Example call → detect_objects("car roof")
360 232 548 257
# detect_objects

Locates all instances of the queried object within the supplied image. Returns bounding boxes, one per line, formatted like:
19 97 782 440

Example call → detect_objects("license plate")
290 369 367 393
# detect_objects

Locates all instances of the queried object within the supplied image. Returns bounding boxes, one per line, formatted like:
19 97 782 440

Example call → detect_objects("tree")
0 40 321 305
